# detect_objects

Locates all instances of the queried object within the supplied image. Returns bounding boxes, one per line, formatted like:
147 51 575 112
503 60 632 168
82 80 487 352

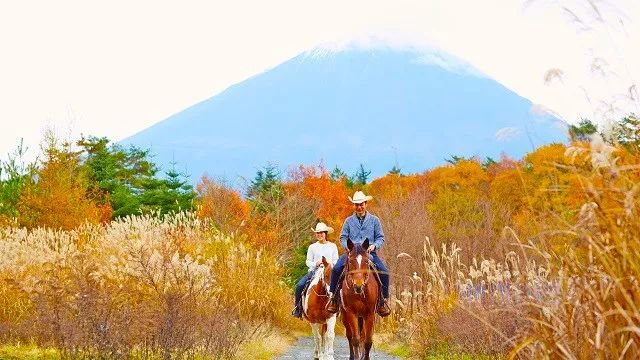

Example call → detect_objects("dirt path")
275 335 401 359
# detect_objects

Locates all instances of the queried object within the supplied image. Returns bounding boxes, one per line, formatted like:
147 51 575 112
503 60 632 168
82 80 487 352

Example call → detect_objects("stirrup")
292 305 303 318
326 293 338 313
377 299 391 317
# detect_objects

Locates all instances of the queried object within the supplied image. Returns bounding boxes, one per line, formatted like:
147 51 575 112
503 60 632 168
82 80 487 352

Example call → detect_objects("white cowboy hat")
348 191 373 204
312 222 334 234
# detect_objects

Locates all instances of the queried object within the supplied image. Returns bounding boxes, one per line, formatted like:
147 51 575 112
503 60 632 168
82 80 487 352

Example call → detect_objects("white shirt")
306 241 339 271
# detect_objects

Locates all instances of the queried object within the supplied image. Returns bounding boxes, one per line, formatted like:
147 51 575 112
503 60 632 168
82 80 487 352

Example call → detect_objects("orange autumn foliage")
195 175 248 233
287 164 352 231
18 140 110 230
193 175 284 255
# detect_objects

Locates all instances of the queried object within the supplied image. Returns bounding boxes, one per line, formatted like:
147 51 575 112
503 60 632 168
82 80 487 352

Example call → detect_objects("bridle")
344 250 370 297
310 264 331 297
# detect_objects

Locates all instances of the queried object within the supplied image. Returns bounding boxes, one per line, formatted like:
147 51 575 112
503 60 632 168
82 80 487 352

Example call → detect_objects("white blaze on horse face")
356 254 362 269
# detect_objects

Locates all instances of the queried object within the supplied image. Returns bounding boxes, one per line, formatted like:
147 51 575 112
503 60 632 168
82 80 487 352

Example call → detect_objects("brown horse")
303 256 337 360
340 238 379 360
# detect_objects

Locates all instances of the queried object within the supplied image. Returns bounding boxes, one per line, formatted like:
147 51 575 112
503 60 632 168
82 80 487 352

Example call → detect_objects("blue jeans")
329 252 389 298
295 271 312 306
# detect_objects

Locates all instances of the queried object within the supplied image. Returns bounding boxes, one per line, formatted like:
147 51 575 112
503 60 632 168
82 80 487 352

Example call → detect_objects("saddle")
300 272 331 317
302 276 313 296
298 276 313 317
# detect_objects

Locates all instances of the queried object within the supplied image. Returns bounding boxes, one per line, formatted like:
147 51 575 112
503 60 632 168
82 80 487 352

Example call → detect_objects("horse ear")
363 238 370 250
347 238 354 251
322 256 328 266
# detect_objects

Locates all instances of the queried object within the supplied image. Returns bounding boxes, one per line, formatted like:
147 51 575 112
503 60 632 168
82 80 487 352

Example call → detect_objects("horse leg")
324 314 337 360
310 323 321 360
357 316 366 359
342 311 360 360
318 323 327 360
361 315 375 360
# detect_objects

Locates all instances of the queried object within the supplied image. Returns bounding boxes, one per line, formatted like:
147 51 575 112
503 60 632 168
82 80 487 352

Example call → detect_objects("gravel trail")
275 335 401 359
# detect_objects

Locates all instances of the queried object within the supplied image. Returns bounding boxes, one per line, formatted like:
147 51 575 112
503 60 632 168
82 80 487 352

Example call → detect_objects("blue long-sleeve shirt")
339 212 385 251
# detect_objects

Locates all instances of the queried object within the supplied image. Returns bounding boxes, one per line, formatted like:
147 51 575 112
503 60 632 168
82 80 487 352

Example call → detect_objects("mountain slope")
122 49 566 184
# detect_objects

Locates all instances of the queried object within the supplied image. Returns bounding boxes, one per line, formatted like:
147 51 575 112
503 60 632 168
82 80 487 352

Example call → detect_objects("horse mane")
309 264 325 285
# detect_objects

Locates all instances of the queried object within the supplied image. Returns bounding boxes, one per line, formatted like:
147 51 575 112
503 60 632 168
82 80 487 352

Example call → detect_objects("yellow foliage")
426 160 489 197
367 173 427 203
0 213 292 357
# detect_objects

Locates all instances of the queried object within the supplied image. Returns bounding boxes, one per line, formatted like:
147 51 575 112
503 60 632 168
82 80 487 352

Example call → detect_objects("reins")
309 265 331 298
311 284 330 297
344 252 371 297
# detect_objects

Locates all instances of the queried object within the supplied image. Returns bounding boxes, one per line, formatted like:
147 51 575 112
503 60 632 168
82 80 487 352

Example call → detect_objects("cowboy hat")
348 190 373 204
312 222 334 234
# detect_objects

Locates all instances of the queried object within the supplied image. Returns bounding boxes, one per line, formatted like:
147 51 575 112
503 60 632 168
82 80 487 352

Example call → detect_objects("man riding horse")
326 191 392 317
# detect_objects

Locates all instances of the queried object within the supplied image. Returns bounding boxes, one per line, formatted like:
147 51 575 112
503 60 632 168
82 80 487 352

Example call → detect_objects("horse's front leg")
323 314 337 360
310 323 321 360
342 311 360 360
361 314 375 360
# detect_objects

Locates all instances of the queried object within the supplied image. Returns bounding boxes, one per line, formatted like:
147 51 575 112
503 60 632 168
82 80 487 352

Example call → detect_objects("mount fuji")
122 48 566 184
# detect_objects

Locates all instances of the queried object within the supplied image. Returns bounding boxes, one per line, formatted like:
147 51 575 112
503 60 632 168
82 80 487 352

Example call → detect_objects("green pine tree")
611 114 640 150
388 165 401 175
247 164 284 214
482 157 497 170
78 136 194 218
568 118 598 142
0 139 36 222
353 164 371 186
330 166 356 188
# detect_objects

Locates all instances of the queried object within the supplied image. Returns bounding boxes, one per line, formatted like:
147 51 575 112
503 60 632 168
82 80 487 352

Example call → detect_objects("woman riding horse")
303 256 338 360
292 222 339 318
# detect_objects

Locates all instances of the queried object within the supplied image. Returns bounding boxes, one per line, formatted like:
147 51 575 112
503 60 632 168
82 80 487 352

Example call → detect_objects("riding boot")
326 292 339 314
292 304 303 318
377 298 392 317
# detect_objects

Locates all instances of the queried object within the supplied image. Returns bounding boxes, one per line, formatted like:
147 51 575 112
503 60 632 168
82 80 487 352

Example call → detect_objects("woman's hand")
367 244 376 253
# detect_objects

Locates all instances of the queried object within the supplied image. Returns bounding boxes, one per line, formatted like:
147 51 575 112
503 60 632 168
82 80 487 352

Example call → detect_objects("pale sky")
1 0 638 162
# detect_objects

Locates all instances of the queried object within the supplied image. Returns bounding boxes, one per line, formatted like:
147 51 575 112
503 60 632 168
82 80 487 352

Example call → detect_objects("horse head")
310 256 332 294
346 238 371 295
321 256 332 285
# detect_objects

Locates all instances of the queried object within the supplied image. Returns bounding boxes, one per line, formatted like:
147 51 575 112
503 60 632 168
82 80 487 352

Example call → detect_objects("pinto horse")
340 239 379 360
303 256 337 360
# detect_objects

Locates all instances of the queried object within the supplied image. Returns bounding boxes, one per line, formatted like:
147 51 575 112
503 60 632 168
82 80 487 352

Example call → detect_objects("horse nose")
354 284 364 294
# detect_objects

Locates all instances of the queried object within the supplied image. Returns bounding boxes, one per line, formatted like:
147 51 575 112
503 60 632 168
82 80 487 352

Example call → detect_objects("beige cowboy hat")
348 190 373 204
312 222 334 234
